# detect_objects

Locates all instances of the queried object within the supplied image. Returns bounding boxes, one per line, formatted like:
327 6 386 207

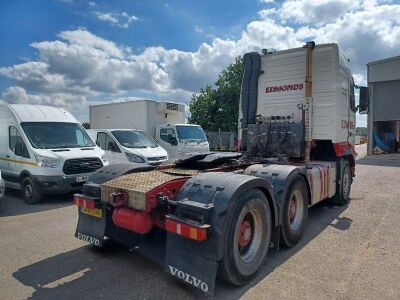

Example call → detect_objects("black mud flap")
164 242 218 295
75 207 106 247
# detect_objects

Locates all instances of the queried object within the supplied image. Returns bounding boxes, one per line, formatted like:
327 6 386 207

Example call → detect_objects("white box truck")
90 100 210 159
0 102 108 204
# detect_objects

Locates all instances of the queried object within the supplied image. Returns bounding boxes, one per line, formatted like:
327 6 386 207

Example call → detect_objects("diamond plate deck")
100 170 191 210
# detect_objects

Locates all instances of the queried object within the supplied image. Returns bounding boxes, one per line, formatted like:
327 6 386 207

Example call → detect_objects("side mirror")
359 86 370 114
14 142 23 156
168 135 178 146
108 141 120 152
14 141 29 158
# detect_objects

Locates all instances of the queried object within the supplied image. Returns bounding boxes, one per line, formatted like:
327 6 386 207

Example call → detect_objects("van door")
95 132 123 164
6 126 32 186
158 127 179 159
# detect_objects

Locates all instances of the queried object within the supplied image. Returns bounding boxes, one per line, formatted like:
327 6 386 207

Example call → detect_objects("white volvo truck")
90 100 209 159
73 42 369 295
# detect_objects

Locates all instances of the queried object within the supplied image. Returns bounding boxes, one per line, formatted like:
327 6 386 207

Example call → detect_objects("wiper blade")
49 145 79 149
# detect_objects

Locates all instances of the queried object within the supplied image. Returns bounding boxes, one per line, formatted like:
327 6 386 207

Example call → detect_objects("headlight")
101 154 108 163
34 155 60 168
125 152 145 163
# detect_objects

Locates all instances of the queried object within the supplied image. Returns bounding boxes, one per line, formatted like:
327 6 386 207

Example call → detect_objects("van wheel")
22 177 43 204
331 160 352 206
281 175 308 248
218 189 271 286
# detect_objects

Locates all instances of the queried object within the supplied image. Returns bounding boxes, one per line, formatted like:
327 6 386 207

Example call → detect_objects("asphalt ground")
1 145 399 299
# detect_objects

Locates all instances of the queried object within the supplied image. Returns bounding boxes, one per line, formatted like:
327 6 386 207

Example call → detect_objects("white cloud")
257 8 277 19
1 1 400 124
259 0 275 3
2 86 87 111
194 26 203 33
279 0 362 25
306 4 400 74
94 11 138 28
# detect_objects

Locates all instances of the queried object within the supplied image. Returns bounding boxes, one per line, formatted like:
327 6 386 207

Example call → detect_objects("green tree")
189 56 243 131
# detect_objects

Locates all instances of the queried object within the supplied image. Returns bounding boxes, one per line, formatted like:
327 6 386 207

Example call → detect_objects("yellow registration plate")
81 207 103 218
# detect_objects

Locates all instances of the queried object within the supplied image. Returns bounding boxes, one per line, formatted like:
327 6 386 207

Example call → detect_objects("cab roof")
8 104 78 123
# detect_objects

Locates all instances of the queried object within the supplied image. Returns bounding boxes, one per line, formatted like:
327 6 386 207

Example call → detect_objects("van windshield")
112 130 158 148
176 125 207 142
21 122 95 149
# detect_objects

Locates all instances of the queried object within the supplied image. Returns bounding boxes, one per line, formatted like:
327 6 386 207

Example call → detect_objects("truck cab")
155 124 209 159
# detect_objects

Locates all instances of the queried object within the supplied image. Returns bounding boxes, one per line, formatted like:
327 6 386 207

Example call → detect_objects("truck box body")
90 100 185 137
240 43 356 145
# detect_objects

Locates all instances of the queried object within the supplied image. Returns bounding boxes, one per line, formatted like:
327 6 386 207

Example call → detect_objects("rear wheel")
281 176 308 248
331 160 352 206
219 189 271 286
22 177 43 204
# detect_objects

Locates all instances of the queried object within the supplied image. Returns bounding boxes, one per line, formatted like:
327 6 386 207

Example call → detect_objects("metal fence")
205 130 237 151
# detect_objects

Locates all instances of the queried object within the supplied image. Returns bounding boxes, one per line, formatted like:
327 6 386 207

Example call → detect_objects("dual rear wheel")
219 176 309 285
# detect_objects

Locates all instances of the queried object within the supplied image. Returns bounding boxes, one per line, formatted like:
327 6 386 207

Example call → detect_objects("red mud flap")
75 206 106 247
164 243 218 295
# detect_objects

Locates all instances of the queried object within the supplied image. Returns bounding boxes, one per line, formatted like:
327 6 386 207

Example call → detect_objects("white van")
88 129 168 165
0 103 108 204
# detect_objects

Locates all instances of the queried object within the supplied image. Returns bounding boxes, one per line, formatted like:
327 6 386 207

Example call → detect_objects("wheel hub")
238 220 252 247
287 190 304 231
343 169 350 198
288 198 296 221
25 184 33 198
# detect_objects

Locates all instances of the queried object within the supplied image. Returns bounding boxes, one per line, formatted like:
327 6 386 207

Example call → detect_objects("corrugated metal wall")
368 57 400 82
372 80 400 121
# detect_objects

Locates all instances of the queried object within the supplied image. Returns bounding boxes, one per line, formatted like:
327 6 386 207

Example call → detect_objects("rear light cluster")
74 195 95 209
165 217 209 241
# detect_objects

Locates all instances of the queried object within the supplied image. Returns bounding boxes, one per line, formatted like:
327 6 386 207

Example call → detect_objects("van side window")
9 126 30 158
96 132 121 153
160 128 177 145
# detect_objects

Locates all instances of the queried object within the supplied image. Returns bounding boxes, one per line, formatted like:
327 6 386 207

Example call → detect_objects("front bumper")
33 174 92 195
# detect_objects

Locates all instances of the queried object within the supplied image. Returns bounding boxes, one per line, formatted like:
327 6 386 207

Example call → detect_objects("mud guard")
244 164 310 224
164 172 277 295
75 206 107 247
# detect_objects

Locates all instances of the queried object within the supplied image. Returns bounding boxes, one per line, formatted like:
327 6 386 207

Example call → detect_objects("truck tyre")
219 188 271 286
281 175 308 248
22 177 43 204
332 160 351 206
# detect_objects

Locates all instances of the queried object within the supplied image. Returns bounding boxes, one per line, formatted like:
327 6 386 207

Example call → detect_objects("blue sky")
1 0 400 125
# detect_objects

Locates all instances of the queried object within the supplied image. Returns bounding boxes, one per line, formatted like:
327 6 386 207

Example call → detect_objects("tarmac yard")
1 148 399 299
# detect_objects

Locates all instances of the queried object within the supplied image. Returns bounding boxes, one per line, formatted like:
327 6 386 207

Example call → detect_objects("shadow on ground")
13 201 349 300
0 188 73 217
357 154 400 167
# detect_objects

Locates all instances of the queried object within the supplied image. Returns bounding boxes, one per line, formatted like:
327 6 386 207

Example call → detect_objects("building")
367 56 400 155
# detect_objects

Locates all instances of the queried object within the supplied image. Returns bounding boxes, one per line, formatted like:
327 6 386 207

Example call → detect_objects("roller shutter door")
373 80 400 121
